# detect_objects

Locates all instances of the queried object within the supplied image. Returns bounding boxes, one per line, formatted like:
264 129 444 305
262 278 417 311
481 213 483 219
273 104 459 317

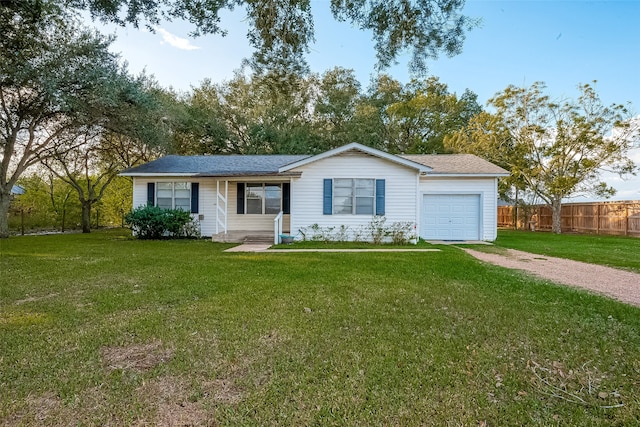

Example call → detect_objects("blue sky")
89 0 640 200
95 0 640 107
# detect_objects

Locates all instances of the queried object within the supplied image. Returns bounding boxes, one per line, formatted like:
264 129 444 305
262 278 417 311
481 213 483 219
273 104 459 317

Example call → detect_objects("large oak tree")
0 3 165 237
447 82 638 233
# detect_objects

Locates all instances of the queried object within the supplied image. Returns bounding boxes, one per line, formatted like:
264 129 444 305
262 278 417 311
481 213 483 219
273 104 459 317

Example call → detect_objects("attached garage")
421 194 481 240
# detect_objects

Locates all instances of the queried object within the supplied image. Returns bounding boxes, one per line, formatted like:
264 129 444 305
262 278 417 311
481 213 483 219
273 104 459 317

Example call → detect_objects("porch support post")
224 180 228 234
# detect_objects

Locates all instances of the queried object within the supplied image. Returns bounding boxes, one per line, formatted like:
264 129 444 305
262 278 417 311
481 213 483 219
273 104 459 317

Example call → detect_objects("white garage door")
421 194 480 240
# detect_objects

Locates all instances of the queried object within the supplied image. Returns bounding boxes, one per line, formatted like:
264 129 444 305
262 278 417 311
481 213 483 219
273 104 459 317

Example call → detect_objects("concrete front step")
243 235 274 244
212 231 277 243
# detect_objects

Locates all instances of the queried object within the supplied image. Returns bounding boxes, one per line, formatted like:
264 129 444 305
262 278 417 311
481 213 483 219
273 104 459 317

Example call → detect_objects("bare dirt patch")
136 375 243 426
463 248 640 307
14 293 59 305
101 340 174 372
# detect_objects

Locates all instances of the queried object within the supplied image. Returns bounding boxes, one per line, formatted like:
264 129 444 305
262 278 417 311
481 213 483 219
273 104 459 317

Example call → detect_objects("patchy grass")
494 230 640 272
2 229 640 425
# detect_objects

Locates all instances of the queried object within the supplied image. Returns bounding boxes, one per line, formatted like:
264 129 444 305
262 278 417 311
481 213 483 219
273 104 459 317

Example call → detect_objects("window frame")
156 181 191 211
332 178 376 215
243 182 282 215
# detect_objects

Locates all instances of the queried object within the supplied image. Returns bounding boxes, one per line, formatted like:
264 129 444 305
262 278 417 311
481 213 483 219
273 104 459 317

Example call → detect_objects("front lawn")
2 230 640 425
494 230 640 272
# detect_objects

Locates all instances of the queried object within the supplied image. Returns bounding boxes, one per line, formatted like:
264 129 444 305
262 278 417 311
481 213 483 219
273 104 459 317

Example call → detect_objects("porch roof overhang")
194 171 303 179
119 171 302 179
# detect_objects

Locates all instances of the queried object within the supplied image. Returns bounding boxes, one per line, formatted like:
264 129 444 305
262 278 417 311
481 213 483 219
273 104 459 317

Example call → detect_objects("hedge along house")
120 143 509 243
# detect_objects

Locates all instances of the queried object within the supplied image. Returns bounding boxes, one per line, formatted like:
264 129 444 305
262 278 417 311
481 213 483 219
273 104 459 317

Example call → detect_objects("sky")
87 0 640 201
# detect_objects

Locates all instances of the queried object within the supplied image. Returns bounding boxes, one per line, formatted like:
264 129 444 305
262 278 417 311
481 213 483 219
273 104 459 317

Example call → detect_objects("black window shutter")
147 183 155 206
237 183 245 214
323 179 332 215
191 183 199 213
375 179 385 216
282 182 290 214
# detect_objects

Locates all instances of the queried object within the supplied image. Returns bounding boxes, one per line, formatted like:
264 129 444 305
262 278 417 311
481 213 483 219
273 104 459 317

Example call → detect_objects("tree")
312 67 362 149
172 83 230 155
449 82 638 234
0 1 172 236
62 0 475 76
386 77 481 153
0 4 137 237
446 111 526 201
40 76 171 233
10 172 81 232
200 71 319 154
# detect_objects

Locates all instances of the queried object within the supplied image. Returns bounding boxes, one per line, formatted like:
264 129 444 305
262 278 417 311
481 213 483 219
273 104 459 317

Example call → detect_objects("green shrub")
124 205 197 239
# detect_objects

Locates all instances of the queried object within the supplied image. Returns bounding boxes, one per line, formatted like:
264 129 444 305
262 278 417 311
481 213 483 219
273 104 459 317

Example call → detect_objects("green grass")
493 230 640 272
2 229 640 425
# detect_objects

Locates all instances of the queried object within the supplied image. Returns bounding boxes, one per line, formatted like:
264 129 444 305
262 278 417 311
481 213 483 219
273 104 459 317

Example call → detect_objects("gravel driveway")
462 248 640 307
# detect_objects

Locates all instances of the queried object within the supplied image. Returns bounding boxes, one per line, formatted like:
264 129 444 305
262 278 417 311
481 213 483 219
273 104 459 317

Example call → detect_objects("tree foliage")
176 70 481 156
39 75 170 234
0 3 171 237
61 0 475 76
9 172 82 232
447 82 638 233
384 76 481 153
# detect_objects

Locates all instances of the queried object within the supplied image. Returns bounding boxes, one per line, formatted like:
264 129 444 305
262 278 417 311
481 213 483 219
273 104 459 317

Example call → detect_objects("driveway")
462 248 640 308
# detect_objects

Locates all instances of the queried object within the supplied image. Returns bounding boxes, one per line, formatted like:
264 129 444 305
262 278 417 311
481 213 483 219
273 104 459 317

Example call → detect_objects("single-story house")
120 142 509 243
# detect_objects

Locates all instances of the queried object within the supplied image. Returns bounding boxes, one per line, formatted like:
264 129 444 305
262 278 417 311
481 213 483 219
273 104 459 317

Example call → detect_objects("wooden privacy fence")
498 201 640 237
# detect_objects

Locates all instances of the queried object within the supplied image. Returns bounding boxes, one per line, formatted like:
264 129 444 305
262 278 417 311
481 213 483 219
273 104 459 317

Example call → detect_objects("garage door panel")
421 194 480 240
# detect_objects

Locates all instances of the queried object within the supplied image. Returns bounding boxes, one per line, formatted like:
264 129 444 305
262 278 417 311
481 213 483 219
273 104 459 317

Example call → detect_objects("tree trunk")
514 187 519 230
551 199 563 234
0 192 11 238
81 201 92 233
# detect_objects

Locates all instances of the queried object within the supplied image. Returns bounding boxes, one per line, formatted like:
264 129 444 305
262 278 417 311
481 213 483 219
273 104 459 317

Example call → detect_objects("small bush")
125 205 197 239
367 216 388 244
298 218 416 244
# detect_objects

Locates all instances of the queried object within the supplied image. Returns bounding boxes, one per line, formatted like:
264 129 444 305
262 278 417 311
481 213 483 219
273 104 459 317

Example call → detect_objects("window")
245 183 281 214
333 178 375 215
157 182 191 211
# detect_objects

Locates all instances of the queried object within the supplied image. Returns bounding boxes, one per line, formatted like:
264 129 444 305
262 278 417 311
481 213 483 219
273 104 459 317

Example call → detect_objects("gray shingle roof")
120 154 310 176
401 154 509 175
120 152 508 177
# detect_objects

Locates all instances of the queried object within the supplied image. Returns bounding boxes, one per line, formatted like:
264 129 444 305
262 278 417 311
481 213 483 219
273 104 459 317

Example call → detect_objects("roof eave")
194 171 303 178
119 171 303 178
119 172 197 177
423 173 511 178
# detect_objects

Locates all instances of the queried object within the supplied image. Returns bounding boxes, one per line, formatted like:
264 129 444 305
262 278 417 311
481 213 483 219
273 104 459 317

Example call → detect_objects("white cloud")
155 27 201 51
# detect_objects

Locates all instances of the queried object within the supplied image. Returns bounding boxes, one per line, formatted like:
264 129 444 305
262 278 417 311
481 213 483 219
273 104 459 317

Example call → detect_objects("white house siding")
290 152 419 239
131 177 218 237
418 177 499 241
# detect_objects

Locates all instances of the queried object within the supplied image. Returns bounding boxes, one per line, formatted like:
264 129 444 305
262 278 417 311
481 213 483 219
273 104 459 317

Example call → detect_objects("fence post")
625 203 629 236
596 203 600 234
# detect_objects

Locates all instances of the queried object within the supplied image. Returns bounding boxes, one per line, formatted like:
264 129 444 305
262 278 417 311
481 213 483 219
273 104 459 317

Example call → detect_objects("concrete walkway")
224 243 441 253
224 243 272 252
